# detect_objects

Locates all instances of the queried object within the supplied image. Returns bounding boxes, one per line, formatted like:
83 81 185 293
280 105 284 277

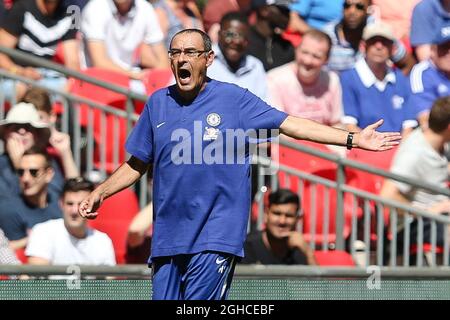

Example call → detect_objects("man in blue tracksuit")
79 28 401 300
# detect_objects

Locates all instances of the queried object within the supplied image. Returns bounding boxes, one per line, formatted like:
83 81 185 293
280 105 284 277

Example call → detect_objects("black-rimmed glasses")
168 49 208 59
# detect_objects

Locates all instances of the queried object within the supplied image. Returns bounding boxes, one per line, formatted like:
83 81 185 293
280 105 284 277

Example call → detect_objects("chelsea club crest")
206 113 221 127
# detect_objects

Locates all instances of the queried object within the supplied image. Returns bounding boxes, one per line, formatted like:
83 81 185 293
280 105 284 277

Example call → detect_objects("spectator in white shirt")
81 0 169 83
0 228 20 265
26 177 116 265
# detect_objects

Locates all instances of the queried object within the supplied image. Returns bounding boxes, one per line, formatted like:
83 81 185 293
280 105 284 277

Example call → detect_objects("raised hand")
357 119 402 151
49 130 71 154
6 133 26 168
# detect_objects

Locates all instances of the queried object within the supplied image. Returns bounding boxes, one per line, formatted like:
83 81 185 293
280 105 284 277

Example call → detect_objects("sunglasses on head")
343 2 365 11
17 168 45 178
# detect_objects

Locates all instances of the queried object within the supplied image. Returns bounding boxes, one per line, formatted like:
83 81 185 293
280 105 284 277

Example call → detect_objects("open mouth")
178 68 192 84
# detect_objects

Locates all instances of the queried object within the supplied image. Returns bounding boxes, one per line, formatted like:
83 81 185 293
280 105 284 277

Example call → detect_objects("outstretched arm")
279 116 401 151
78 156 150 219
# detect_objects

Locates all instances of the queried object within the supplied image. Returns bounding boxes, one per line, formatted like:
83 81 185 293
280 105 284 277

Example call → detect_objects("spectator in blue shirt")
410 0 450 61
0 102 68 199
409 21 450 128
341 23 416 134
0 147 62 250
79 28 401 300
289 0 344 34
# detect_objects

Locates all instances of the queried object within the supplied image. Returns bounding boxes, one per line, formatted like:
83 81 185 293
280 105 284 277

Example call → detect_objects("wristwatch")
346 132 355 150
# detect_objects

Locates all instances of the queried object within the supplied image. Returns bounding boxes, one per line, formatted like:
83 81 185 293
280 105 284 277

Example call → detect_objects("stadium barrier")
0 265 450 300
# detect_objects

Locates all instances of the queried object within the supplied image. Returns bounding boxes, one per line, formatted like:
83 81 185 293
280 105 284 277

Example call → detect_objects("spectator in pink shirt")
267 29 343 127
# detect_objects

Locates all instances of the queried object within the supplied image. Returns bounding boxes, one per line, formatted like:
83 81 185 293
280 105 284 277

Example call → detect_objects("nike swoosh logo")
156 122 166 128
216 257 227 264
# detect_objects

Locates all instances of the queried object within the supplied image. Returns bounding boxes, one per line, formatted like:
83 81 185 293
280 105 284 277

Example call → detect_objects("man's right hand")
287 232 306 250
6 134 26 169
78 190 104 219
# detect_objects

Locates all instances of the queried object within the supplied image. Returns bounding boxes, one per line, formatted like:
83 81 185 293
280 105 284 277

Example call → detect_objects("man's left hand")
357 119 402 151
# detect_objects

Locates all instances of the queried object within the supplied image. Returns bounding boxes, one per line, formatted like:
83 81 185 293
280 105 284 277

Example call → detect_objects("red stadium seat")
346 146 398 194
143 68 173 95
52 41 65 65
410 243 444 254
87 188 140 264
92 114 128 173
274 139 337 192
134 68 173 114
301 179 355 246
15 247 27 264
346 147 399 243
68 68 131 172
282 29 302 48
273 140 359 246
314 250 356 266
68 67 130 125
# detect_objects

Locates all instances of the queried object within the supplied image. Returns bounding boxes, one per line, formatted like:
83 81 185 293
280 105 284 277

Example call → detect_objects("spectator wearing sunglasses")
323 0 415 74
0 102 67 199
240 189 316 265
340 23 416 134
207 11 268 101
0 147 62 250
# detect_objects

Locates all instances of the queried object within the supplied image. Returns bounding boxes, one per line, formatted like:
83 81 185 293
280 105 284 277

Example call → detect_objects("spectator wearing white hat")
0 102 69 198
340 22 417 134
21 87 79 179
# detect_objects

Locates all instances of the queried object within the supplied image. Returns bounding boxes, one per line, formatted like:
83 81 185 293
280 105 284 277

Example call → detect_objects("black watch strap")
346 132 355 150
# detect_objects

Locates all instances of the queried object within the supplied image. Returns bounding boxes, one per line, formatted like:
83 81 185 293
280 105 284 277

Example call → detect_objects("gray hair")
169 28 212 52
